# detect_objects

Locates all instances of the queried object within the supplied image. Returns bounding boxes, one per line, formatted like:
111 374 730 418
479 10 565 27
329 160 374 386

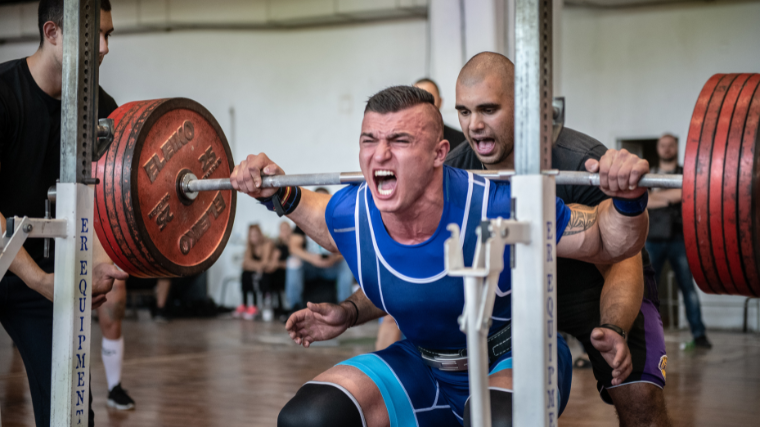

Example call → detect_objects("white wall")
560 1 760 151
560 1 760 331
0 20 428 304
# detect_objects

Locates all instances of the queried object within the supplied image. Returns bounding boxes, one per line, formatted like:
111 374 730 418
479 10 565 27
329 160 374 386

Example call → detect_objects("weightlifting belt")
417 322 511 372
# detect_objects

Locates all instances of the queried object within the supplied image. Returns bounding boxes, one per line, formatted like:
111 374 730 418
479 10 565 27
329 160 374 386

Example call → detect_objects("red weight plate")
114 100 173 277
723 74 760 296
131 99 235 277
709 74 751 294
113 100 170 277
95 100 170 277
738 84 760 296
684 74 723 294
94 102 144 276
690 74 736 294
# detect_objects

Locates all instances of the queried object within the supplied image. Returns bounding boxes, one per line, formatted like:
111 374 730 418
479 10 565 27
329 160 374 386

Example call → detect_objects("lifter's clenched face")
455 74 514 168
359 105 448 214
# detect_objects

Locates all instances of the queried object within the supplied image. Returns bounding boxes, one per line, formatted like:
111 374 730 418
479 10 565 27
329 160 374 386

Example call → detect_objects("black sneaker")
107 383 135 410
694 335 713 349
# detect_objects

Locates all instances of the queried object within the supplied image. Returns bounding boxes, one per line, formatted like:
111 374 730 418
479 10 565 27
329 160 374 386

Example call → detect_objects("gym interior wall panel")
429 0 464 130
0 5 22 39
136 0 169 26
337 0 398 14
19 1 37 37
560 1 760 160
111 0 140 29
267 0 335 22
399 0 430 7
167 0 268 25
463 0 509 60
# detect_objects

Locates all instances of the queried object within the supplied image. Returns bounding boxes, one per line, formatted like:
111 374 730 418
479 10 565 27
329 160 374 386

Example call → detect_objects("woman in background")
235 224 272 320
260 222 292 319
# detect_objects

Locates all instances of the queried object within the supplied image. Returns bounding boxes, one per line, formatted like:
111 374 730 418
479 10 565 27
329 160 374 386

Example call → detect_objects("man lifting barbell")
446 52 671 426
0 1 128 425
229 85 650 427
82 61 758 425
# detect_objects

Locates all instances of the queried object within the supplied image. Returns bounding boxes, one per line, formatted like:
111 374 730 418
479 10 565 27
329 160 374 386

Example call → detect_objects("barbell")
93 73 759 298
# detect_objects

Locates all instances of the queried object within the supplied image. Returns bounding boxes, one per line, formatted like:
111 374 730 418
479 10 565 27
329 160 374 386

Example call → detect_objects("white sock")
102 336 124 391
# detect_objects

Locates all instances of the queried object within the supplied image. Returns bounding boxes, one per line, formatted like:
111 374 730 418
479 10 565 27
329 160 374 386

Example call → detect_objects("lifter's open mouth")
374 169 397 197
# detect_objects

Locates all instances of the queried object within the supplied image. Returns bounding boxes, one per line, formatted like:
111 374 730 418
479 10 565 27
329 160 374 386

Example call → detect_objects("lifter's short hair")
365 85 436 114
38 0 112 47
365 86 444 139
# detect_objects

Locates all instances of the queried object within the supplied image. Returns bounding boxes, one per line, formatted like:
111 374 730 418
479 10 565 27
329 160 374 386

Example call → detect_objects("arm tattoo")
563 205 599 236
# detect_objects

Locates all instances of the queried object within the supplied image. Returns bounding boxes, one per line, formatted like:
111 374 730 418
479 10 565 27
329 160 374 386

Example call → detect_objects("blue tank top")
326 166 571 349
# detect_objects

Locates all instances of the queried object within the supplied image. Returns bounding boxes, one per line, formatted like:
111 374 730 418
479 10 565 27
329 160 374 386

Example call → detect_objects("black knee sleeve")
278 382 366 427
463 388 513 427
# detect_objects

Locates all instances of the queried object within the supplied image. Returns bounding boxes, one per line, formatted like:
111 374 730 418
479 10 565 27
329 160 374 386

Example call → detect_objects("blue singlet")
324 166 573 426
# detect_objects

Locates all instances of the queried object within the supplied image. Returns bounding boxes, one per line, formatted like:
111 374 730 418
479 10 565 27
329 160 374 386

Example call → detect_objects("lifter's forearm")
596 199 648 263
339 288 386 327
597 253 644 332
560 199 648 264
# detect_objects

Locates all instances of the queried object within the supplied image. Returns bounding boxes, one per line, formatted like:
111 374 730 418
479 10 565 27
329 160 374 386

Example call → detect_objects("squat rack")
52 0 101 425
0 3 103 425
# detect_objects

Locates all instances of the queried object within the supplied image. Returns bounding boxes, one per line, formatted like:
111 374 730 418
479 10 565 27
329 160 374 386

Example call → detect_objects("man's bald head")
458 52 514 91
455 52 516 169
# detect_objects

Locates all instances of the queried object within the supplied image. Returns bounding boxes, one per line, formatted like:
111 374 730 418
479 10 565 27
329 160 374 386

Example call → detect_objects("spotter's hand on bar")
585 149 650 199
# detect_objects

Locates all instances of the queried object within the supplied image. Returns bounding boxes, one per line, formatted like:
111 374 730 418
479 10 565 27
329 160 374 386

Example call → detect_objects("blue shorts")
338 337 572 426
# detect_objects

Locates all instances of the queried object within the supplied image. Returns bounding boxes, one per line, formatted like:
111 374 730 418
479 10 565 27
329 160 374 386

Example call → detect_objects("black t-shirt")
443 124 466 152
647 165 683 241
446 127 613 296
0 58 118 273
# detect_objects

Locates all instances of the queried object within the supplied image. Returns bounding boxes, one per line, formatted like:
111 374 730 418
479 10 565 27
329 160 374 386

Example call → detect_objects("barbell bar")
180 170 682 198
91 74 760 300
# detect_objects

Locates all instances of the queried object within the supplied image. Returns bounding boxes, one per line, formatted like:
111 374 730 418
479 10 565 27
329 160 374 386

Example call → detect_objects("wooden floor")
0 315 758 427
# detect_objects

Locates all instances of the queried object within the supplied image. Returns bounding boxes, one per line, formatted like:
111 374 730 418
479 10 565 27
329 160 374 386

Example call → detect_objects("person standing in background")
236 224 272 320
261 221 292 318
646 133 711 349
414 78 466 150
285 188 354 312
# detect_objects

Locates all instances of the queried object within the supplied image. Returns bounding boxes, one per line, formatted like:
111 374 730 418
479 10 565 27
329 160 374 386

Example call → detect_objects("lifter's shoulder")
325 184 361 230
